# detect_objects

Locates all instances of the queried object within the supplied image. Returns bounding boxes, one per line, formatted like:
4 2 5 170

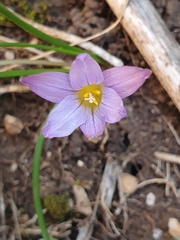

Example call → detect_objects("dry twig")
125 178 179 199
117 169 129 233
9 192 22 240
154 151 180 165
165 162 170 197
0 84 29 95
173 164 180 180
99 126 109 151
0 173 6 240
70 0 129 46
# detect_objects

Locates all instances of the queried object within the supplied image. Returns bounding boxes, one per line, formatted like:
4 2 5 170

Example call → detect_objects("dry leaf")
73 185 92 216
4 114 23 135
168 218 180 237
119 173 138 194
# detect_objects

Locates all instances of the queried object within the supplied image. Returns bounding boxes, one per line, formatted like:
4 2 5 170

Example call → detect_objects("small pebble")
13 180 19 185
46 151 52 160
63 164 69 170
152 228 163 239
146 192 156 206
23 158 28 164
4 114 23 135
4 50 15 60
119 173 138 194
77 160 84 167
10 162 18 172
114 207 121 216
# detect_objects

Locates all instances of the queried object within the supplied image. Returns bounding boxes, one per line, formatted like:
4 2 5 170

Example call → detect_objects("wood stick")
106 0 180 111
154 151 180 165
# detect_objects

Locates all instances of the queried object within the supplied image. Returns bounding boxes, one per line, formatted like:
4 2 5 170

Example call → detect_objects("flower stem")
32 133 51 240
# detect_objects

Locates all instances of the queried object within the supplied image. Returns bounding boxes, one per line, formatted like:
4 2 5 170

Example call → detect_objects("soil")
0 0 180 240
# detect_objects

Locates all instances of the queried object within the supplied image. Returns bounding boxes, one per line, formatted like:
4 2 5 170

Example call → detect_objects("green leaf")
0 41 81 56
0 68 68 78
0 41 104 63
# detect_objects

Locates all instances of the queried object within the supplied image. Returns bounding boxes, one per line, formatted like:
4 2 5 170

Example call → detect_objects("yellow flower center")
77 84 102 109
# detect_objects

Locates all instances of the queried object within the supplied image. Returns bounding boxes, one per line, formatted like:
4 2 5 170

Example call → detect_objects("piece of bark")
106 0 180 111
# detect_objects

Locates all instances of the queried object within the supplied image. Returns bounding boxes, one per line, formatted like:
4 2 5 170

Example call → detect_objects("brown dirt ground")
0 0 180 239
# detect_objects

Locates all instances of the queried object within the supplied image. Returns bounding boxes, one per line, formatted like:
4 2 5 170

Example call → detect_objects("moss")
0 0 47 26
74 179 81 186
43 193 70 221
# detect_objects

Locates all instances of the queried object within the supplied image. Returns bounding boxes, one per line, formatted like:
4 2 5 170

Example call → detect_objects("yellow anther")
84 92 89 98
93 99 98 105
93 90 100 95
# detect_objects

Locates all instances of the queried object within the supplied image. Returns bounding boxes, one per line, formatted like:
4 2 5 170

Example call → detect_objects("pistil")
77 84 102 109
84 93 98 105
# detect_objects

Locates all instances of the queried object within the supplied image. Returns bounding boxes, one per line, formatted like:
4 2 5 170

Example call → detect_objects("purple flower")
21 53 151 138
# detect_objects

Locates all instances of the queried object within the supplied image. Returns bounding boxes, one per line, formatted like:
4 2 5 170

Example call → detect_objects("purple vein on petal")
69 53 104 90
42 94 90 138
99 87 127 123
103 66 151 99
80 110 105 138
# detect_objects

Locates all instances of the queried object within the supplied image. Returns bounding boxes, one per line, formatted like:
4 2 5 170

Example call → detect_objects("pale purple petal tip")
21 72 73 103
70 53 104 90
42 95 89 138
103 66 151 99
80 111 105 138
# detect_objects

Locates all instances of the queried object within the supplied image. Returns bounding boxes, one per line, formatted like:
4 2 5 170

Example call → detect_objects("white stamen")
84 93 95 103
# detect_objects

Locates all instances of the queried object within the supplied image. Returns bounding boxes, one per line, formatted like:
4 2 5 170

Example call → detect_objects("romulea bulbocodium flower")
21 53 151 138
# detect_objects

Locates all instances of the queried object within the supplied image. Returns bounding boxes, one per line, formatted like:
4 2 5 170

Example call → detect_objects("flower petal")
21 72 73 103
42 95 90 138
80 110 105 138
99 87 126 123
103 66 151 99
69 53 104 90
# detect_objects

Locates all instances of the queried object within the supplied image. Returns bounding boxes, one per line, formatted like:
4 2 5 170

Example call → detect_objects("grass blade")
0 68 68 78
0 42 104 62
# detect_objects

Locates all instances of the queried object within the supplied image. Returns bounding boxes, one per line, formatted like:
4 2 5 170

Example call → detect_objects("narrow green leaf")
0 41 81 56
0 42 104 63
0 68 68 78
32 133 50 240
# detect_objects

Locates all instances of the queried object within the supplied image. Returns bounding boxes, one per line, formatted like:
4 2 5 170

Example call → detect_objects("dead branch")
106 0 180 111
